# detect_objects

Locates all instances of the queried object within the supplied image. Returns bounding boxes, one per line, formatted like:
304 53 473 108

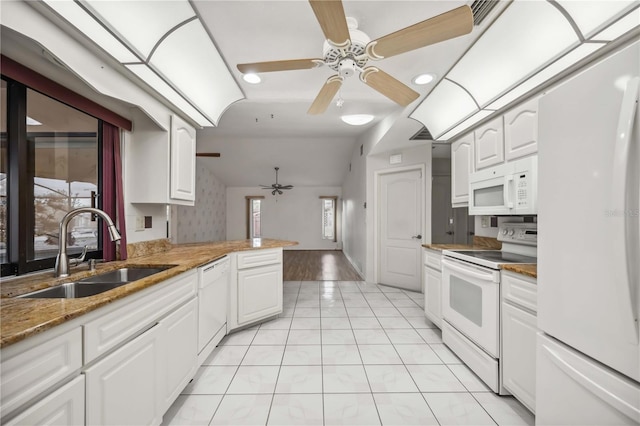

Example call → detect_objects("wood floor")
283 250 362 281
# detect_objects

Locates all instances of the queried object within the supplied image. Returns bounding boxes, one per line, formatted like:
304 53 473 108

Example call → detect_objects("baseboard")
342 250 364 280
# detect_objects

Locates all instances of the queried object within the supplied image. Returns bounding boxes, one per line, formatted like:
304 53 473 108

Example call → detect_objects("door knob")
446 231 454 235
412 235 422 239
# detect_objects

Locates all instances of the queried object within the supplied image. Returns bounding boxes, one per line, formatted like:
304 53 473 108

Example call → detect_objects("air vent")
471 0 499 26
410 126 433 141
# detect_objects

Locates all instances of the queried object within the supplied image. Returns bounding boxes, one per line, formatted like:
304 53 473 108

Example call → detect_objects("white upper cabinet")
170 114 196 203
474 117 505 170
126 111 196 206
504 97 539 161
451 133 474 207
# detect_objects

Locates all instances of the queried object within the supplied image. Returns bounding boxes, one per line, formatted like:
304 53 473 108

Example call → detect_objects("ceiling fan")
237 0 474 115
261 167 294 195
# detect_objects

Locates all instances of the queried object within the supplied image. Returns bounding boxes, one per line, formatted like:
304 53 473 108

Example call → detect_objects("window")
321 196 337 242
2 78 101 276
246 196 264 238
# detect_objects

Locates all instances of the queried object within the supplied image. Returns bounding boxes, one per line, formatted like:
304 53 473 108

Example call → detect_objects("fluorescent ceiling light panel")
448 1 580 107
341 114 374 125
410 79 478 138
150 20 244 126
593 8 640 41
556 1 638 39
126 64 213 127
43 0 138 63
437 110 493 141
83 0 195 60
486 43 605 111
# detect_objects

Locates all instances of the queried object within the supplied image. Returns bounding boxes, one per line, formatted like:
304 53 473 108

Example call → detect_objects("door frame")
373 164 426 286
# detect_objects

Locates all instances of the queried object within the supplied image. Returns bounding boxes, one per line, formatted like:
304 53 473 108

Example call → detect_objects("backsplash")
176 159 226 243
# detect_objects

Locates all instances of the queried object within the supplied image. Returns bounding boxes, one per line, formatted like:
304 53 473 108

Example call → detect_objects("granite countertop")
501 264 537 279
423 236 502 251
0 238 297 348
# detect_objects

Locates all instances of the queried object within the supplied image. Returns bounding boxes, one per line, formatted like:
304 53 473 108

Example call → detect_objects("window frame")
1 77 103 276
320 196 338 243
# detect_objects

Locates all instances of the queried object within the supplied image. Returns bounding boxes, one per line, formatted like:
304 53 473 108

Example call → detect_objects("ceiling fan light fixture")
242 73 262 84
341 114 374 126
412 73 436 85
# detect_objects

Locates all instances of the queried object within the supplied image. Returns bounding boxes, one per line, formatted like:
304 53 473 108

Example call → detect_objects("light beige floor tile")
275 365 323 393
324 393 381 426
422 393 496 425
209 394 272 425
161 394 222 426
373 393 438 425
267 394 324 426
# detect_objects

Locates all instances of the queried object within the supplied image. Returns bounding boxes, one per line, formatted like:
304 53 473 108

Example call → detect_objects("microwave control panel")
516 173 529 207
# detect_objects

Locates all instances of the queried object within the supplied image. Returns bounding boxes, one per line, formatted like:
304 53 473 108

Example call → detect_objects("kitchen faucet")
54 207 121 277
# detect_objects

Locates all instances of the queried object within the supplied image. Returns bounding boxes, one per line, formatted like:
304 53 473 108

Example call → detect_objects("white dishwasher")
198 256 229 357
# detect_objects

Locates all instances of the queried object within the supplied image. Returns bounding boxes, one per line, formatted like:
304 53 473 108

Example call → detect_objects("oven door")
442 257 500 358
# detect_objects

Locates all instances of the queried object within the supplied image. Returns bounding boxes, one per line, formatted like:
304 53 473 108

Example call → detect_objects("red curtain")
102 123 128 260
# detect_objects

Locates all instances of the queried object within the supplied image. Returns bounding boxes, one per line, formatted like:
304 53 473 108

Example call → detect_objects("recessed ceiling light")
341 114 374 126
242 73 261 84
412 73 436 85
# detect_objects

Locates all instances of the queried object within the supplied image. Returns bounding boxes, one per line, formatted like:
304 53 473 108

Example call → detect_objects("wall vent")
471 0 499 26
410 126 433 141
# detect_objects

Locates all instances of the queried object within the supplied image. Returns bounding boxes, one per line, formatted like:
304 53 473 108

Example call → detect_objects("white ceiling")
192 0 493 187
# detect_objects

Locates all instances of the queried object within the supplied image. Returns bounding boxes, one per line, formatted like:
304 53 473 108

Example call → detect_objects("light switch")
135 216 145 231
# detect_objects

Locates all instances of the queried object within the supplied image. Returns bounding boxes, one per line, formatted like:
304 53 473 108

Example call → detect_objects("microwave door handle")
612 76 639 344
505 175 514 210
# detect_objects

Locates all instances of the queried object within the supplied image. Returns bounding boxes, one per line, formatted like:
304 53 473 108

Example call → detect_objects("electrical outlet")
481 217 489 228
135 216 145 231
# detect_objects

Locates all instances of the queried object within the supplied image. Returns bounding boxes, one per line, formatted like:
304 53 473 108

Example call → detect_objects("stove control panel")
497 222 537 245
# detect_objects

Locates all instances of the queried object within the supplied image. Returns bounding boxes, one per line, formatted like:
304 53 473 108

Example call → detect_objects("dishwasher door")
198 256 229 353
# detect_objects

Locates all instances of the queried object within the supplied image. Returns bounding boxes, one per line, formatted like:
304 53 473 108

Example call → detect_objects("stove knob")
508 229 515 236
501 229 508 235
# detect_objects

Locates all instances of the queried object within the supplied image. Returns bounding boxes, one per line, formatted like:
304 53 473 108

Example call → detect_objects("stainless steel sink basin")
79 266 172 284
17 281 129 299
17 265 174 299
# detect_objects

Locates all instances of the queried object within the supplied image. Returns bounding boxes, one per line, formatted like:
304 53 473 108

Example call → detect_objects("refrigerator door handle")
612 76 640 344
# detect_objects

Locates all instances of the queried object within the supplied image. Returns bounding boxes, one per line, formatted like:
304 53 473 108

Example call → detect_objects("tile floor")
161 281 535 426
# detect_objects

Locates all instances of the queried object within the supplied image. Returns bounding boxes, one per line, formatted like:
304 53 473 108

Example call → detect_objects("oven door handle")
442 258 497 282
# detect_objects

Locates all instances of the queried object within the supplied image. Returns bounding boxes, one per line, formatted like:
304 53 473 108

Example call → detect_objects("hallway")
283 250 362 281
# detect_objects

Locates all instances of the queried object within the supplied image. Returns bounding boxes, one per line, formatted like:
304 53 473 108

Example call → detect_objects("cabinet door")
170 114 196 204
474 117 504 170
159 299 198 413
504 98 538 161
85 324 161 426
237 264 283 325
451 134 473 206
501 302 537 413
4 376 84 426
424 267 442 328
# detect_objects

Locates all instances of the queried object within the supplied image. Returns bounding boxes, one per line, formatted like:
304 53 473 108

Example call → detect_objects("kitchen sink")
16 265 174 299
17 281 129 299
78 266 173 284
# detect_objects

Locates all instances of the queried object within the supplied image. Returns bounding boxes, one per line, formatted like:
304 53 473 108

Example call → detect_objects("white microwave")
469 156 537 215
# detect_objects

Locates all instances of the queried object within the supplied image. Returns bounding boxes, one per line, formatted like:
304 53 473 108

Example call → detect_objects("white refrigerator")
537 40 640 425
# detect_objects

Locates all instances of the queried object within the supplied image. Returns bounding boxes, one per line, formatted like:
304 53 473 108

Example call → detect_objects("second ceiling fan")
237 0 474 115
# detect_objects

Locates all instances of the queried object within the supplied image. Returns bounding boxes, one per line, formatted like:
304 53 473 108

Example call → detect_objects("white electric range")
440 222 537 393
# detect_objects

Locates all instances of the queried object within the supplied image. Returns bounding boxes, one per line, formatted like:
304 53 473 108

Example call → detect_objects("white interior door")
379 168 423 291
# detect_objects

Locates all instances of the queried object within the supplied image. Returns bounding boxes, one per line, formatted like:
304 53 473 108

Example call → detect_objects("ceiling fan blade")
280 185 294 189
308 0 351 48
237 58 323 74
366 5 473 59
360 67 420 106
308 75 343 115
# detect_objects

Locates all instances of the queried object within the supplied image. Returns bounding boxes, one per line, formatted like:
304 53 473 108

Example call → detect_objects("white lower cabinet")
423 248 443 328
237 264 282 325
84 323 162 426
501 270 537 413
4 376 85 426
159 298 198 413
229 248 284 331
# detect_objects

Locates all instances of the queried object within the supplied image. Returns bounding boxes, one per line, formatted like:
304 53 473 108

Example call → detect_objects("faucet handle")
69 245 89 266
88 258 105 271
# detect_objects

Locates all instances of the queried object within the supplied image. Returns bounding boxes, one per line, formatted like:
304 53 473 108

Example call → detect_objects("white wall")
341 144 368 276
175 159 226 243
227 186 342 250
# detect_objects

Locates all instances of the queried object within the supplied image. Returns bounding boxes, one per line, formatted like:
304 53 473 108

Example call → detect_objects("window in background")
321 196 337 242
246 196 264 239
